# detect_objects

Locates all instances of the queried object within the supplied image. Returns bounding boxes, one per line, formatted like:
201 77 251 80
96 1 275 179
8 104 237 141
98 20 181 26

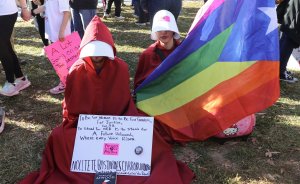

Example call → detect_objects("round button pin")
135 146 143 155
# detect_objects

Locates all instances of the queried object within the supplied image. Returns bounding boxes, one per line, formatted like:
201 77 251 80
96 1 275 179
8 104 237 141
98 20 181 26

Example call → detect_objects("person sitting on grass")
134 10 181 89
134 10 181 143
19 15 194 184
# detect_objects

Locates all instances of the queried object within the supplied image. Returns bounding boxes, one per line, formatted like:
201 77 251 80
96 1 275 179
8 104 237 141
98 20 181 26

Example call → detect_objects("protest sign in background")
44 32 81 85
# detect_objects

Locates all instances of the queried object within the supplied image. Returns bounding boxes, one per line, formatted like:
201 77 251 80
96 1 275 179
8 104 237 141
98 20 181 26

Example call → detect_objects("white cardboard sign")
71 115 154 176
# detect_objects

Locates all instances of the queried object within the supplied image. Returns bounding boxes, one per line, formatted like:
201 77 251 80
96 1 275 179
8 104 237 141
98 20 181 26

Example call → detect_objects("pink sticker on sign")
103 143 119 155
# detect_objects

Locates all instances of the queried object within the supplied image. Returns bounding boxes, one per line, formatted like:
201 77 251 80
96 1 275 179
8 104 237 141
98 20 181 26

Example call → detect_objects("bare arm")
58 11 71 42
19 0 31 21
33 5 45 15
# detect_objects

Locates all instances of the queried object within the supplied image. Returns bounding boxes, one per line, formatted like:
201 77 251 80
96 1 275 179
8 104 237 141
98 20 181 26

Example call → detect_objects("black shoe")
280 71 298 83
286 70 299 81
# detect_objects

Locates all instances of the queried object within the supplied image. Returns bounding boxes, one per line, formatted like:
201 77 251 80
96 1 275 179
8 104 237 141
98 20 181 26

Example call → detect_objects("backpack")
214 114 256 139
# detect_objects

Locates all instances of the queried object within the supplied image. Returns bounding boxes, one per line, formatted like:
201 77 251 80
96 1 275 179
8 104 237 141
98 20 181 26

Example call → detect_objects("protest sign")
44 32 81 85
71 115 154 176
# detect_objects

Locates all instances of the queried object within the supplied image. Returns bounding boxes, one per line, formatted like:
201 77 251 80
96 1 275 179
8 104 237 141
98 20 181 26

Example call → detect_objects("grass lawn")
1 1 300 184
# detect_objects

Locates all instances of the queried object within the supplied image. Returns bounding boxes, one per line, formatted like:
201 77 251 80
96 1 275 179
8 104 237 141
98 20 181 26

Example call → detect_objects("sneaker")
49 82 65 94
0 82 19 96
103 12 110 19
0 108 5 134
115 16 125 20
286 70 293 75
135 22 146 26
15 76 31 91
20 59 27 65
286 70 299 82
280 71 298 83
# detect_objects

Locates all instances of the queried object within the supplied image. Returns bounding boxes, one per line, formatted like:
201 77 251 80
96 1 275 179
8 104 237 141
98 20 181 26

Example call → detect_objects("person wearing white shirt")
33 0 71 94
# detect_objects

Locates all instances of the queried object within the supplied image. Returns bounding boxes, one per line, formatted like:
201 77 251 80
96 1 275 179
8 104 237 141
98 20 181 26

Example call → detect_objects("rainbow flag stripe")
136 0 280 141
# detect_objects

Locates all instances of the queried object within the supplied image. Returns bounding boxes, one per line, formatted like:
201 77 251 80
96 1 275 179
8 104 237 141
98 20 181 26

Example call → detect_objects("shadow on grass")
280 75 300 103
0 122 49 184
177 119 300 183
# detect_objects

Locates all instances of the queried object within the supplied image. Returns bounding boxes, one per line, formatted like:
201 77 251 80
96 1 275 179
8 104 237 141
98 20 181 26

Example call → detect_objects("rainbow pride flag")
135 0 280 141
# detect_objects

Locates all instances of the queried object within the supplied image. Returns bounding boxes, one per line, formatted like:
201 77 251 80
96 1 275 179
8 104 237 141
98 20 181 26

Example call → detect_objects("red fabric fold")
19 57 194 184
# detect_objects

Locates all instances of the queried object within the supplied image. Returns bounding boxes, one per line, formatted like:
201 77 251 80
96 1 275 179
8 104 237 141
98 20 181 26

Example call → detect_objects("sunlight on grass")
8 119 46 132
117 45 145 53
227 174 275 184
15 44 41 54
277 115 300 126
35 95 63 105
277 97 299 104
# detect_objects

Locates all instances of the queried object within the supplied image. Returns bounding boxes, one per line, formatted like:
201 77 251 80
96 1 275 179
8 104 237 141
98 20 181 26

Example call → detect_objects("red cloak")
134 40 182 143
134 40 180 90
19 16 194 184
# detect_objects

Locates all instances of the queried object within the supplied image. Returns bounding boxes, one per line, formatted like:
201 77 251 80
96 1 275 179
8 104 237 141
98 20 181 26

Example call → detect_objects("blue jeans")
71 8 97 38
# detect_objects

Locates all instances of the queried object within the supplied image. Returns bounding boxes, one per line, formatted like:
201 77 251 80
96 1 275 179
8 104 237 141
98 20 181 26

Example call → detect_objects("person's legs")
79 9 97 30
168 0 182 20
279 32 298 82
0 13 30 96
114 0 122 17
36 15 49 46
105 0 114 15
135 0 148 25
0 13 23 83
148 1 164 26
71 8 84 38
133 0 140 17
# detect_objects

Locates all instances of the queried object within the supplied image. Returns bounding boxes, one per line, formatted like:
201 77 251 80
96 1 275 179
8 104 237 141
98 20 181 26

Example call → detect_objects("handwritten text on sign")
71 115 154 176
44 32 81 85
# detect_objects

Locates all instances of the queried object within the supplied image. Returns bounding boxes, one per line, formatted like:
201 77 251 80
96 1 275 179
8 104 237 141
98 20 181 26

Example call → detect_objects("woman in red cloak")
19 16 194 184
134 10 182 143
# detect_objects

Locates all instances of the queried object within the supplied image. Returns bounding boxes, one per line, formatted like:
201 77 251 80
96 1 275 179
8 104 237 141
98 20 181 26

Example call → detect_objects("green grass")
1 1 300 184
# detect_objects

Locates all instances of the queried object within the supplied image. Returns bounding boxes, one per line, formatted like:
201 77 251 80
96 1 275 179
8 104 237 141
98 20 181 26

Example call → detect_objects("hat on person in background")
151 10 180 40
